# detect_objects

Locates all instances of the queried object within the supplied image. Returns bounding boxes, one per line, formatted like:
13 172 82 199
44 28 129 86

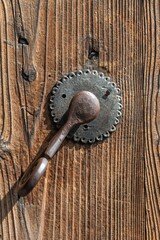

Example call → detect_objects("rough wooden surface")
0 0 159 239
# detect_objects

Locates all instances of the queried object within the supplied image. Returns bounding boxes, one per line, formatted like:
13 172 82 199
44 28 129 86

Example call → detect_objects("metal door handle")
16 69 122 197
16 91 100 196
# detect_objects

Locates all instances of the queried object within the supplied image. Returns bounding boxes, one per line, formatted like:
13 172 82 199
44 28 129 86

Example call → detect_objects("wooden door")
0 0 159 239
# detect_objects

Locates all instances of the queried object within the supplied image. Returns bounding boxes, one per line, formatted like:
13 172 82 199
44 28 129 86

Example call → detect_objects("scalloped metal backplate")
50 69 122 143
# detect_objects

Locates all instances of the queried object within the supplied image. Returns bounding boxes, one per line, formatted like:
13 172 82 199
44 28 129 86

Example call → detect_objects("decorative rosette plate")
50 69 122 143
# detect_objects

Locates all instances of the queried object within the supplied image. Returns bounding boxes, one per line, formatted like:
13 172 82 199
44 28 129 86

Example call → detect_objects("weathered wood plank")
143 1 160 239
0 0 159 239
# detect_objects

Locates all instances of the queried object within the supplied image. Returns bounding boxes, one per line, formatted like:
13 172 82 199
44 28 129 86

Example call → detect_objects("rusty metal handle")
16 91 100 197
16 121 72 197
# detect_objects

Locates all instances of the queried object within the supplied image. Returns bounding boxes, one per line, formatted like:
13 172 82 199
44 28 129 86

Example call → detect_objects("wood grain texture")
0 0 159 239
143 1 160 239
